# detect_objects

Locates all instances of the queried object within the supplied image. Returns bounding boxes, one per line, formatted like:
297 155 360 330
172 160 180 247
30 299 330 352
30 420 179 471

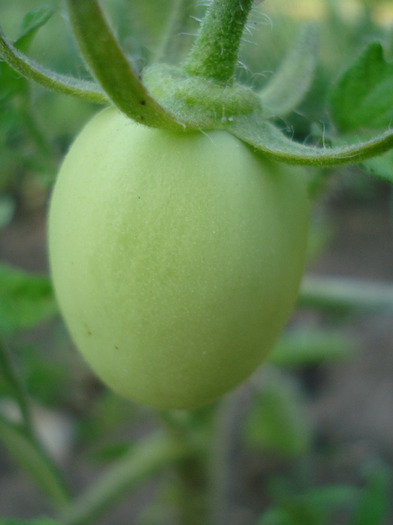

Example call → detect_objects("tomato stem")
184 0 254 85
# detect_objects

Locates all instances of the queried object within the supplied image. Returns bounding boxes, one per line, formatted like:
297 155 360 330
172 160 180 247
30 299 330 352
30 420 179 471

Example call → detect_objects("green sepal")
228 111 393 170
0 27 108 104
143 63 261 129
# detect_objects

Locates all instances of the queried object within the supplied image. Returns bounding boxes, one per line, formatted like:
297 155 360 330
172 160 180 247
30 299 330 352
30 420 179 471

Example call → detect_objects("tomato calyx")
143 64 261 130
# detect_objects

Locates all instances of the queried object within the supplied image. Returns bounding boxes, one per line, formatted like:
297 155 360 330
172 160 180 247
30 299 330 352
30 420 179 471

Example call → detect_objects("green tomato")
49 108 309 410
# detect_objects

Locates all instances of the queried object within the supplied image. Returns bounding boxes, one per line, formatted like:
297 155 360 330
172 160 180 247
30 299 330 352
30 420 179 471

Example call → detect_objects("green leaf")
17 7 53 53
329 41 393 132
0 264 58 335
268 328 355 368
259 24 317 118
0 414 70 508
350 462 392 525
243 370 312 457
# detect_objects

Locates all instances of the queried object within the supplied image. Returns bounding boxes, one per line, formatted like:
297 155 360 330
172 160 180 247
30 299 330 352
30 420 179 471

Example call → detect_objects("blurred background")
0 1 393 524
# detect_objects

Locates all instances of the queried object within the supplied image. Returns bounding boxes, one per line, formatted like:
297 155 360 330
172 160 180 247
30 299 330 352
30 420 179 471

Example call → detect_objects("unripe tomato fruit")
49 108 309 409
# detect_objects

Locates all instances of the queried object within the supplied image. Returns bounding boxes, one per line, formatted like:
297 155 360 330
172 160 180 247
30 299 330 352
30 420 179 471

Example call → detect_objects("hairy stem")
0 27 107 104
185 0 254 84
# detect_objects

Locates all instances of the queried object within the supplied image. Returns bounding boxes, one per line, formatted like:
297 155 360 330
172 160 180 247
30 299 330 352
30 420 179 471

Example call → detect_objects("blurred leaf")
296 485 359 512
0 414 70 508
362 149 393 184
261 481 359 525
0 194 16 228
19 344 69 406
306 215 334 264
76 392 135 445
17 7 54 53
0 7 52 101
0 264 58 335
350 462 392 525
257 508 292 525
259 24 318 117
0 338 33 436
85 441 133 464
118 0 197 64
329 41 393 131
268 328 355 368
243 370 312 457
299 276 393 314
0 518 63 525
259 504 322 525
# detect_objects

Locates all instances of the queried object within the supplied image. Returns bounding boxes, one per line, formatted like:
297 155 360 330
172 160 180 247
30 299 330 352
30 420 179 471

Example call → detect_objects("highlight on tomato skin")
48 107 309 410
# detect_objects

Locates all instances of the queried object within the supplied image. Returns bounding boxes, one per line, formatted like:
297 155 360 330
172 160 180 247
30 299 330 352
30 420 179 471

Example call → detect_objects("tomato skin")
49 108 309 409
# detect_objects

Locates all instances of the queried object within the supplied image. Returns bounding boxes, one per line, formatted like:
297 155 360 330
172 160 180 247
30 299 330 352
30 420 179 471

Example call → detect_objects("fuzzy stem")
185 0 254 84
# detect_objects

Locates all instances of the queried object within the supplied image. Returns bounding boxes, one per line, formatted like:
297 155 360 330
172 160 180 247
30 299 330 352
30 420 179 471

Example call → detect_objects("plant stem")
157 411 209 525
0 415 71 509
61 431 192 525
0 337 34 439
185 0 254 84
208 388 253 525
